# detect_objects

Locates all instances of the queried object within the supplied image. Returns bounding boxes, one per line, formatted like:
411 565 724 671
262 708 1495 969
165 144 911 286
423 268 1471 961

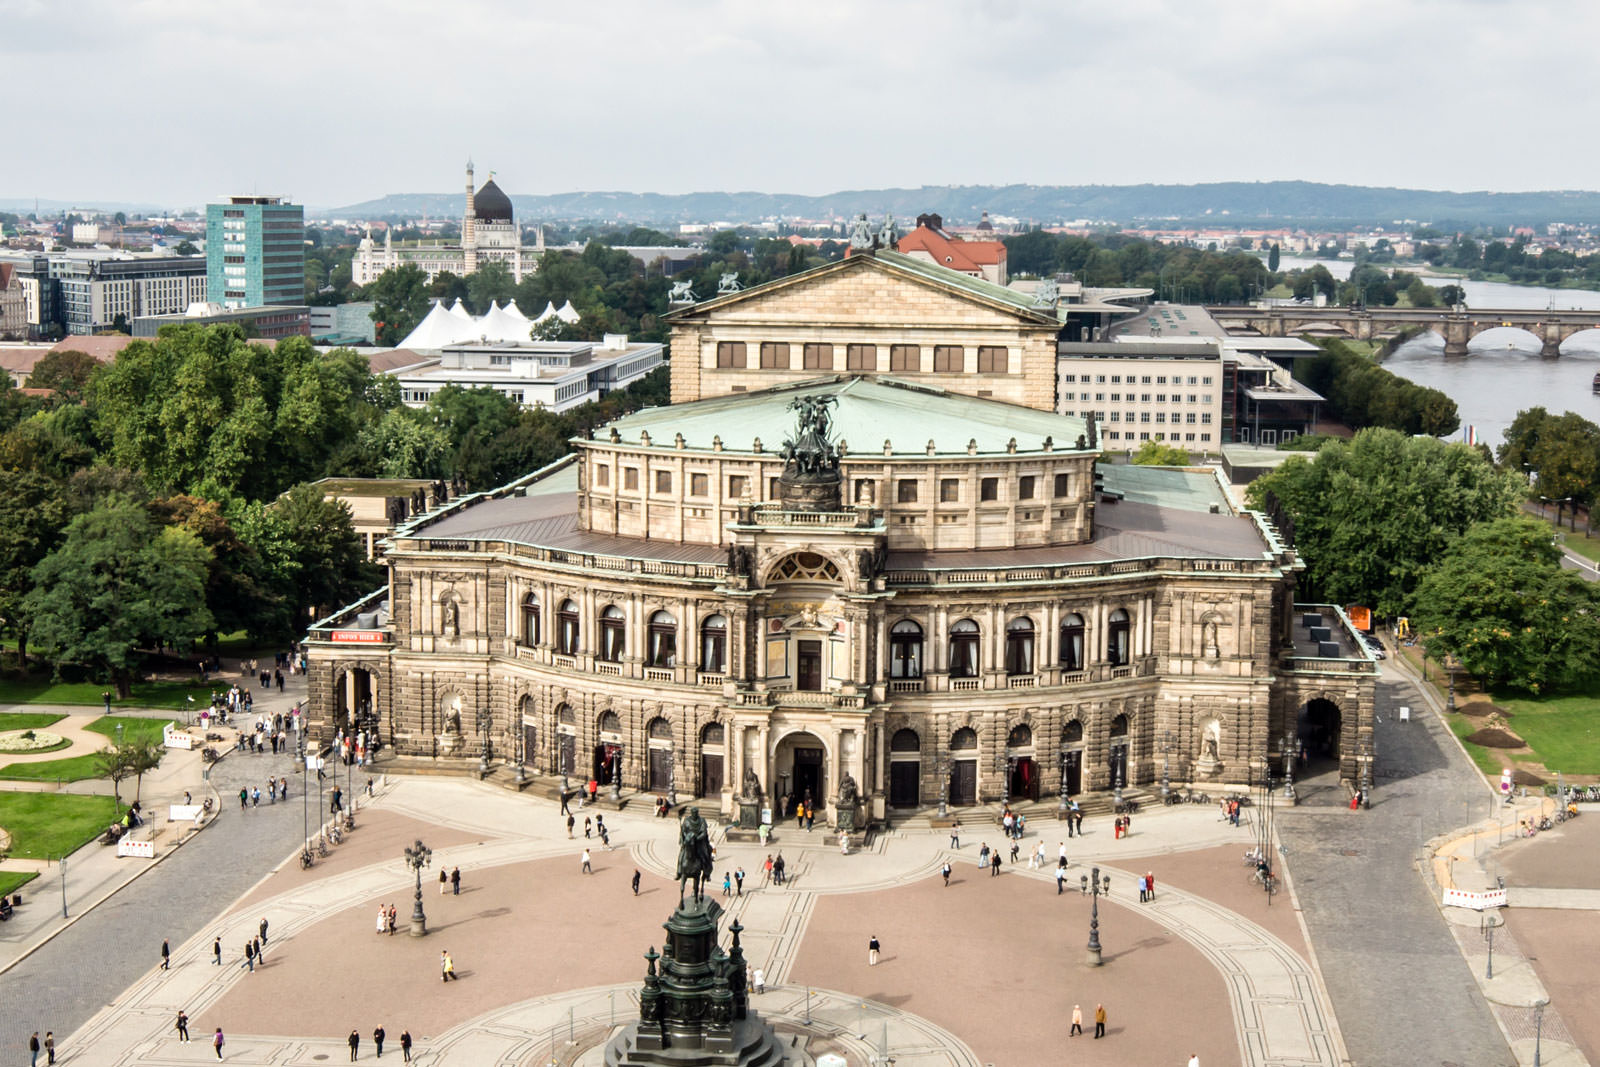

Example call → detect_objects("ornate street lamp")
1534 997 1549 1066
666 746 678 808
1159 729 1176 801
515 722 526 785
1357 737 1373 808
1003 755 1016 806
405 838 432 937
937 755 949 819
1081 866 1112 966
1112 755 1124 808
1282 733 1296 802
476 708 492 778
610 747 623 803
1057 750 1070 819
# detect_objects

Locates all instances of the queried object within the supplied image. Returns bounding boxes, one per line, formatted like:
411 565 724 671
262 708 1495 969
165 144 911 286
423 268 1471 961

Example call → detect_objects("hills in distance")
328 181 1600 228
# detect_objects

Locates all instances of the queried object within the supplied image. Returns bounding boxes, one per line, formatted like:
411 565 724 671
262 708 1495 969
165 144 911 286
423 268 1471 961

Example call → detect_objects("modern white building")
388 331 663 413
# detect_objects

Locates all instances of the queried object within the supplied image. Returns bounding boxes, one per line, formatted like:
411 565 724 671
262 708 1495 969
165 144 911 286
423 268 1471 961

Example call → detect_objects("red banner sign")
331 630 387 644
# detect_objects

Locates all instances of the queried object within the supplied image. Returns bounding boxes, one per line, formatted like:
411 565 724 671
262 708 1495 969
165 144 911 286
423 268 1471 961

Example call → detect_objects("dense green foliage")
1248 428 1520 616
1003 231 1270 303
1297 338 1459 437
1413 517 1600 693
1130 440 1192 465
1498 407 1600 508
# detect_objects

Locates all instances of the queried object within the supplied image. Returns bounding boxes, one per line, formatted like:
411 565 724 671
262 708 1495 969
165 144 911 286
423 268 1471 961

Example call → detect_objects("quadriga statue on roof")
781 395 839 477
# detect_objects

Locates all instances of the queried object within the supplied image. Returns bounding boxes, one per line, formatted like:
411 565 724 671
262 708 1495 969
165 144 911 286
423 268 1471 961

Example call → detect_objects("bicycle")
315 835 330 857
328 823 343 845
1243 846 1265 867
299 849 315 870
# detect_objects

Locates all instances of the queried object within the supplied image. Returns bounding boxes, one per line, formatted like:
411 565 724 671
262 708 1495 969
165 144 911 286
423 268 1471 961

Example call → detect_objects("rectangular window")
1095 375 1106 384
1141 375 1152 384
897 479 918 503
1186 413 1197 424
1201 413 1213 424
933 345 962 373
1110 393 1121 402
759 341 789 369
624 467 639 490
1188 376 1199 385
1095 393 1105 402
803 342 833 370
1140 412 1151 423
1141 393 1151 402
1018 475 1035 499
655 470 672 493
595 464 610 487
1202 376 1213 385
727 474 748 498
980 477 998 501
716 341 746 368
1054 473 1069 496
1188 394 1198 404
890 344 919 372
690 473 708 496
1109 411 1121 422
1063 373 1077 383
940 478 959 503
846 343 876 371
1111 375 1122 384
1156 375 1167 384
768 477 781 498
1155 413 1166 424
1201 433 1212 442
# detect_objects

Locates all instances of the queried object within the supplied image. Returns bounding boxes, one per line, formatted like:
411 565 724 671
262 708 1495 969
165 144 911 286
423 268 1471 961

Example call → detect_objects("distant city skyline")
4 0 1592 208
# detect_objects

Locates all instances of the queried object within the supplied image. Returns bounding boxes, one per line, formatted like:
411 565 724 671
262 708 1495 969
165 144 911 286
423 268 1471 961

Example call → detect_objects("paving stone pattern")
1277 675 1514 1067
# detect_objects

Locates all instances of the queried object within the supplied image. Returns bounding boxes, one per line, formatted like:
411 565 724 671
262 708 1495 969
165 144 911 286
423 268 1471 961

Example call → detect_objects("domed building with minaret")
352 162 544 285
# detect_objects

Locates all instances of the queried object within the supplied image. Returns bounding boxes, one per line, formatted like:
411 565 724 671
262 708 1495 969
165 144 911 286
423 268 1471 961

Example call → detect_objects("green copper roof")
602 376 1091 457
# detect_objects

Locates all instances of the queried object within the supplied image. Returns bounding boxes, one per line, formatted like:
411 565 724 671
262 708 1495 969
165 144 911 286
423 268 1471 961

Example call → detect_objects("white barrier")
116 838 155 859
1442 887 1507 910
162 722 194 750
169 804 204 823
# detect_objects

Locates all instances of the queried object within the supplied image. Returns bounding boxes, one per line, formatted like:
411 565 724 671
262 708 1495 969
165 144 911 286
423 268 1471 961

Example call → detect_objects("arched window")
950 727 978 750
1109 713 1129 738
890 620 923 679
1059 612 1085 671
648 716 673 740
599 710 621 734
699 614 727 674
949 619 980 679
647 610 676 668
557 599 580 655
1007 724 1033 748
701 722 725 746
558 704 575 725
599 605 626 662
1108 608 1131 666
520 593 540 647
1062 720 1084 744
769 552 842 583
890 728 921 752
1005 617 1035 676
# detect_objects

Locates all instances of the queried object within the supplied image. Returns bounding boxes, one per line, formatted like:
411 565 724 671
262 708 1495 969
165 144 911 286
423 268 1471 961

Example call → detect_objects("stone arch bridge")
1208 305 1600 357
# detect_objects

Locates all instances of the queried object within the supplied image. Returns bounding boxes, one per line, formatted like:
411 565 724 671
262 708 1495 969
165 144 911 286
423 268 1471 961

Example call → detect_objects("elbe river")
1272 256 1600 450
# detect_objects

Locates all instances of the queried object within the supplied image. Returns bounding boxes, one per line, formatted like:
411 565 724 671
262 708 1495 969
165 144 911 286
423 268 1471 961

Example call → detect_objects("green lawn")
0 753 107 783
1446 714 1503 777
0 870 38 899
1494 692 1600 775
0 712 67 732
87 716 173 746
0 677 216 711
0 792 118 859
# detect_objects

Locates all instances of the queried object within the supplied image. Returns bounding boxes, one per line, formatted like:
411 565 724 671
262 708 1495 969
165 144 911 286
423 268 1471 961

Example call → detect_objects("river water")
1271 256 1600 450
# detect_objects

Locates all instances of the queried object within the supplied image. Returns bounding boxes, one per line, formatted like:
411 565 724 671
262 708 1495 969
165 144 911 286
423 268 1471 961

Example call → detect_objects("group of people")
374 903 399 935
436 867 463 895
1067 1003 1109 1039
763 852 787 885
1113 813 1133 839
778 792 817 831
238 779 289 809
1222 797 1244 825
345 1026 413 1060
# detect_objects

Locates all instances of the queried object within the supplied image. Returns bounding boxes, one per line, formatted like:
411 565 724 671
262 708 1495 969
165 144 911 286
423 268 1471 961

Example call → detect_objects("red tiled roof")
896 225 1006 273
49 335 134 361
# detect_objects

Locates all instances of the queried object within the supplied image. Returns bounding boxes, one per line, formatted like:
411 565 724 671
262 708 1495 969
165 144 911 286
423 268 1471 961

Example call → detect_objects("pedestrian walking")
990 851 1002 877
213 937 222 965
949 818 960 848
348 1030 360 1061
1070 1005 1083 1036
763 854 773 885
977 842 989 869
44 1032 54 1065
388 904 398 935
868 935 880 966
773 853 785 886
1138 874 1148 903
374 1026 385 1058
450 867 461 895
581 848 592 874
631 869 641 895
722 872 732 897
566 814 575 838
251 787 260 807
400 1031 412 1062
214 1028 225 1059
253 936 264 962
1146 871 1156 901
734 867 744 895
438 870 447 896
30 1032 40 1066
752 967 766 994
585 816 592 838
941 861 952 887
176 1010 190 1042
239 787 248 810
377 905 388 934
242 940 255 972
1188 1055 1200 1067
1009 841 1020 864
1056 866 1068 894
260 917 269 944
1094 1003 1107 1039
441 951 456 982
560 787 571 815
161 938 171 970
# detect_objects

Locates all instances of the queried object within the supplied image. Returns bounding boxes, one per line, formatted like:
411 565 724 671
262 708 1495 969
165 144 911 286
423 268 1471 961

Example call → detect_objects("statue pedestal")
737 801 760 830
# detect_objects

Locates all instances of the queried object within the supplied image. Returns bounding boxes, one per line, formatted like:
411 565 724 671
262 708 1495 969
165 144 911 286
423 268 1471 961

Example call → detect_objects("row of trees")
1251 426 1600 694
1002 231 1273 304
1 322 670 690
1498 407 1600 509
1297 339 1459 437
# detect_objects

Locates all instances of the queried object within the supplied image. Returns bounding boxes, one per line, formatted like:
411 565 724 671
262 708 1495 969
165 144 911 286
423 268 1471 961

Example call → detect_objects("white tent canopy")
398 300 475 351
533 301 559 323
555 300 581 324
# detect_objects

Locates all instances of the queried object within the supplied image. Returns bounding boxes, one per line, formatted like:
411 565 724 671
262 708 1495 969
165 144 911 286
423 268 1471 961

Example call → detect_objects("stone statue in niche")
742 765 762 800
1197 719 1222 776
442 598 460 637
1202 617 1220 658
838 771 858 808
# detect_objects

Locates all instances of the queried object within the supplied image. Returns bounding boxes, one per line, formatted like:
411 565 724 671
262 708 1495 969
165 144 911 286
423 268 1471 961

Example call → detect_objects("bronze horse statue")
676 806 714 902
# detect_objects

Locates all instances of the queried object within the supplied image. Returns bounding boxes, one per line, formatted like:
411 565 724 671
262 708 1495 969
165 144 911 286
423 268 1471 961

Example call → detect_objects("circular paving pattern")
0 728 68 753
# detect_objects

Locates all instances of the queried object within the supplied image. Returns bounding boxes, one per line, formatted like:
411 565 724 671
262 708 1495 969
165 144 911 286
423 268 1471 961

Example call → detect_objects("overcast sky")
4 0 1591 209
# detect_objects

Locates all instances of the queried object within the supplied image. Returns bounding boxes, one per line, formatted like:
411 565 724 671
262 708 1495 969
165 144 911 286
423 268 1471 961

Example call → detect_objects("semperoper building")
305 241 1376 827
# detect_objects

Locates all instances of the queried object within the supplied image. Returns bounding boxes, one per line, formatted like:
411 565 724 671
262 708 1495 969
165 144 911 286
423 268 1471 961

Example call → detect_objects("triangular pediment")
666 251 1059 329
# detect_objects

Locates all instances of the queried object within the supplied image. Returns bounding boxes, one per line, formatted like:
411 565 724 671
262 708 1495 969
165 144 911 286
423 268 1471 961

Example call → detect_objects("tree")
1131 440 1192 465
0 470 67 667
1268 243 1280 272
149 494 275 645
1413 516 1600 693
127 738 165 803
1247 428 1521 616
24 501 214 696
1438 284 1466 307
239 484 379 635
465 261 516 313
172 240 198 256
95 743 135 814
364 263 430 345
26 349 102 404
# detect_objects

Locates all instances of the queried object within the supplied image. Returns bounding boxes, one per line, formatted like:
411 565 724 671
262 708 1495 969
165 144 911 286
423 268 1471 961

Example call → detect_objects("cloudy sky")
4 0 1590 208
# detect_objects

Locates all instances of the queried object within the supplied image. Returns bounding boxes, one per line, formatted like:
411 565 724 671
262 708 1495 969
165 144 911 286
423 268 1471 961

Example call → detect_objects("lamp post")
476 708 491 778
515 722 526 785
1282 733 1296 803
1057 750 1070 819
937 755 949 819
610 747 622 803
1112 753 1124 808
1003 755 1016 807
666 745 677 808
405 838 432 937
1357 736 1373 808
1447 670 1456 712
1533 997 1549 1066
1159 730 1176 801
1082 866 1111 966
299 733 310 861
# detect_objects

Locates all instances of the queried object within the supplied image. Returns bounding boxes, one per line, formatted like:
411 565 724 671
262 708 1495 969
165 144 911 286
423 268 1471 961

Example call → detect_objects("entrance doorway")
797 640 823 691
593 743 622 785
1006 724 1037 800
1301 699 1343 761
888 728 920 808
1108 713 1129 790
775 731 826 812
699 723 724 797
1062 749 1082 795
950 760 977 805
